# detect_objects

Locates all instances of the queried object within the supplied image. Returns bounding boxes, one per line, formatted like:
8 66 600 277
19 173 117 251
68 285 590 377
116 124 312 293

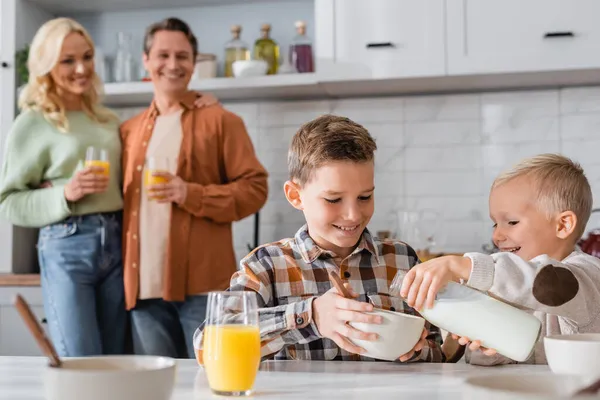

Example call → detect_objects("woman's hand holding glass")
64 147 109 202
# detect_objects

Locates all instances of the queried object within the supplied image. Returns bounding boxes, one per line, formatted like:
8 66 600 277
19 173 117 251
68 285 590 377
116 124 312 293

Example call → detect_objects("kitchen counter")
0 357 551 399
0 274 40 287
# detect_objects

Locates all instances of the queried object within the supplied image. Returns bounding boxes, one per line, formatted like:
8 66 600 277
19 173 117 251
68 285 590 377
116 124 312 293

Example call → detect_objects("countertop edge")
0 274 41 287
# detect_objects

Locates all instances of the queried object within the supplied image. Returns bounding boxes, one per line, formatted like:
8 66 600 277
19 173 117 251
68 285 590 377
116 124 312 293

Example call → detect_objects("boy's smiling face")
489 176 576 261
285 161 375 259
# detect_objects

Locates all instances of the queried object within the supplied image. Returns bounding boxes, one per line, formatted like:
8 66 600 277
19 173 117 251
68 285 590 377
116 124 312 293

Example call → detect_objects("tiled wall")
115 86 600 263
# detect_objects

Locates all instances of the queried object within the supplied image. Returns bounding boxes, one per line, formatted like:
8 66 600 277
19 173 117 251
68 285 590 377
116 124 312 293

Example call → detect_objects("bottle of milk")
390 270 542 362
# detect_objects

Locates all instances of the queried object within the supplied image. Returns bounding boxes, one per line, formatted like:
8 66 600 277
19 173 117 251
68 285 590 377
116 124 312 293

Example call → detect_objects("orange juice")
195 348 204 366
85 160 110 177
144 170 169 200
203 325 260 393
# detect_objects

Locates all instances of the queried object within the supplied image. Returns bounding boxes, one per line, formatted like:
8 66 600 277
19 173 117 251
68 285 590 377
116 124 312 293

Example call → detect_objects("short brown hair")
144 17 198 58
493 153 593 240
288 114 377 185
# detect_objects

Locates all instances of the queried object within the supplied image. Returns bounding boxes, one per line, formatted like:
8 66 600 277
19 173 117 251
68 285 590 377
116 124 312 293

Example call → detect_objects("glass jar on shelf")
289 21 314 73
253 23 279 75
113 31 135 83
224 25 250 78
194 53 218 80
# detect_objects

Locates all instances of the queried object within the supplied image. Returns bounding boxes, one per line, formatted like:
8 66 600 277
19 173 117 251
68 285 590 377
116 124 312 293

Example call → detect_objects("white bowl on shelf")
232 60 269 78
44 355 177 400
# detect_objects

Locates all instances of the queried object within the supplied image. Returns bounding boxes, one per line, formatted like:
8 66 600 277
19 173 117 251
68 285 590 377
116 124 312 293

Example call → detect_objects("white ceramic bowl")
232 60 268 78
348 308 425 361
545 333 600 377
463 374 598 400
44 355 177 400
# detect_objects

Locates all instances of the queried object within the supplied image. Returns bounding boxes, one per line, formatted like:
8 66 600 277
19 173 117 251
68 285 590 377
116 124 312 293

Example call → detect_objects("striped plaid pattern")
197 225 444 362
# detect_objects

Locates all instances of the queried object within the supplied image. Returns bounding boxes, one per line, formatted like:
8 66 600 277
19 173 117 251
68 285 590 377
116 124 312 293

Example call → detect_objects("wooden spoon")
573 376 600 397
328 270 353 299
13 294 62 368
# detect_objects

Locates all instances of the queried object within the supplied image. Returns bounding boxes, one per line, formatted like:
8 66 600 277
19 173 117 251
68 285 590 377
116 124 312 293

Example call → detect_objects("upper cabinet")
317 0 445 79
2 0 600 106
446 0 600 75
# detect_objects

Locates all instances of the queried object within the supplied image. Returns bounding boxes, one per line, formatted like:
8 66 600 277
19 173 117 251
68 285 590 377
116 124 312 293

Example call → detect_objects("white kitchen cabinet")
0 0 17 274
322 0 445 79
447 0 600 75
0 286 46 356
0 0 53 275
0 305 46 356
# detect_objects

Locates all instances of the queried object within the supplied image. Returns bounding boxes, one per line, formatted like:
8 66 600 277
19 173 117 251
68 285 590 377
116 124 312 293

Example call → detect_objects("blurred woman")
120 17 268 358
0 18 126 356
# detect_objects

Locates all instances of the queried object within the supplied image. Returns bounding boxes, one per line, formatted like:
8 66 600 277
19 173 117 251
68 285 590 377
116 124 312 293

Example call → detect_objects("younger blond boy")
400 153 600 365
194 114 444 362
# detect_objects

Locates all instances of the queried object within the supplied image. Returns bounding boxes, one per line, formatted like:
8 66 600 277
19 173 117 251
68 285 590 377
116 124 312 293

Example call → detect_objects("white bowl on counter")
232 60 268 78
348 308 424 361
463 374 599 400
544 333 600 377
44 355 177 400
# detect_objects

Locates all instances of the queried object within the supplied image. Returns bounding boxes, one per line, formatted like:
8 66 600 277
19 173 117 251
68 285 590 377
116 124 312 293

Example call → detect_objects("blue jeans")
37 211 126 357
130 295 208 359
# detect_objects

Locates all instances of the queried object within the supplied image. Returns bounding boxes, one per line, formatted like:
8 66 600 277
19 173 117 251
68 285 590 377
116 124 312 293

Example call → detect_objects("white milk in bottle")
390 270 542 362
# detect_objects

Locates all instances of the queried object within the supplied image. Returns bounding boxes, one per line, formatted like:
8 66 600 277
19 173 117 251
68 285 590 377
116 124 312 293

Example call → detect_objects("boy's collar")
295 224 380 264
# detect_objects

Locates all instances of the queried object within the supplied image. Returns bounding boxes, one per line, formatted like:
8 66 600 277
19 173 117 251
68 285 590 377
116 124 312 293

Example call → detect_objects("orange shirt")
120 92 268 310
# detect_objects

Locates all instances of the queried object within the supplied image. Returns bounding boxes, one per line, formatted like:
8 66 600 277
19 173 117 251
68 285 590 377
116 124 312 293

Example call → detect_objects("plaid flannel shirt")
195 225 444 362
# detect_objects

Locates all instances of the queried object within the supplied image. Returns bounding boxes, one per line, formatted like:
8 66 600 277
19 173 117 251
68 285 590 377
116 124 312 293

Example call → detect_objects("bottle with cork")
253 23 279 75
224 25 250 78
289 20 314 73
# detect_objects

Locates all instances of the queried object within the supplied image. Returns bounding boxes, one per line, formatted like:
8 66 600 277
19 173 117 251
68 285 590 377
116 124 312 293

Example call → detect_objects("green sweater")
0 110 123 228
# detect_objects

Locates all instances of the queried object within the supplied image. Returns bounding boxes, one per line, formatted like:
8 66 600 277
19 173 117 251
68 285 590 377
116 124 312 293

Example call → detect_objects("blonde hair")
288 114 377 185
492 153 593 239
18 17 116 132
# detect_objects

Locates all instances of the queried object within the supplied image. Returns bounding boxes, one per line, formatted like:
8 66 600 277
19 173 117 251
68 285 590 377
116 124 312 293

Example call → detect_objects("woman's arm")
0 113 71 227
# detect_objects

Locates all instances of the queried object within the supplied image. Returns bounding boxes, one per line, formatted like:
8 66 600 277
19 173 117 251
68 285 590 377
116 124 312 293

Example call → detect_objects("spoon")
328 270 353 298
13 294 62 368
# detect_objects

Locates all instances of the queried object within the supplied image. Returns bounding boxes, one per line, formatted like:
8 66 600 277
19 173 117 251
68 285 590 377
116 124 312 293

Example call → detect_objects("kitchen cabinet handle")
1 62 8 68
366 42 395 49
543 31 575 39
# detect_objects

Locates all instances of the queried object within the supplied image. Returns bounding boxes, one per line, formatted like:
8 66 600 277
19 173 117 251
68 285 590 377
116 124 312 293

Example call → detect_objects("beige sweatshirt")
463 250 600 365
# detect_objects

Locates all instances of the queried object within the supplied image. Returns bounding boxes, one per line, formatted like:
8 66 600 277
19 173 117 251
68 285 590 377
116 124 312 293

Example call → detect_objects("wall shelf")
102 68 600 106
102 73 324 106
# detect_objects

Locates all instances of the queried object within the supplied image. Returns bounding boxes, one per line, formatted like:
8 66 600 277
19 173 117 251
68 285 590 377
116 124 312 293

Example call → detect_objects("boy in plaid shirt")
194 115 444 362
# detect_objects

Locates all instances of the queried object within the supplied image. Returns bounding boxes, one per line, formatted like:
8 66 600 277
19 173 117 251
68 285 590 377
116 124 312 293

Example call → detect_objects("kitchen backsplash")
114 86 600 262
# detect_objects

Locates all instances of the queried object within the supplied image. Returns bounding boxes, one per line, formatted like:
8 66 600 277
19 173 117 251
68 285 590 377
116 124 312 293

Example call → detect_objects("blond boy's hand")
399 255 472 311
451 334 497 356
398 327 428 362
312 284 382 355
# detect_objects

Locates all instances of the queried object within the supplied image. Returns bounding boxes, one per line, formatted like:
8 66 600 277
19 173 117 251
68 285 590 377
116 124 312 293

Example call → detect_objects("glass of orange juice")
200 291 260 397
144 157 171 200
85 146 110 177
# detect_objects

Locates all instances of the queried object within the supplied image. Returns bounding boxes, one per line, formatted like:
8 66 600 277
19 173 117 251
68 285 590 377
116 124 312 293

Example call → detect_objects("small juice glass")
199 291 260 397
85 146 110 177
144 157 170 200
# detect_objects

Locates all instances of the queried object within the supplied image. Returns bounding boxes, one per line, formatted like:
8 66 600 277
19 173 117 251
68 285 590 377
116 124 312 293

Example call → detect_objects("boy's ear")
556 211 577 239
284 180 303 211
